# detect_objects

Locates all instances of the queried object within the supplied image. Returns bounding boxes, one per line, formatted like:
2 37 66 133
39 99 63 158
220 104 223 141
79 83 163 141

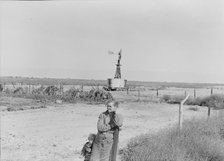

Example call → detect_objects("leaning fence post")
179 94 190 133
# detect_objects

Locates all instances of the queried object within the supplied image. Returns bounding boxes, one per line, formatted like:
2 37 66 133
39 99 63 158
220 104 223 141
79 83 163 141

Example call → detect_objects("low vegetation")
0 96 47 112
1 85 113 106
62 87 113 103
121 112 224 161
162 94 224 109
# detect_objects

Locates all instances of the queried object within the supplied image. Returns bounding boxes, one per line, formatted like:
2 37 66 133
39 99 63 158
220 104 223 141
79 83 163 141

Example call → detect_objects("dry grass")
121 111 224 161
162 94 224 109
62 87 113 103
0 86 113 111
0 96 46 111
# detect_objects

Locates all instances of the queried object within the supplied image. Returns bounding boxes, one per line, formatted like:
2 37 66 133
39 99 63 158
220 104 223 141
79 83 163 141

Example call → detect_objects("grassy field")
121 111 224 161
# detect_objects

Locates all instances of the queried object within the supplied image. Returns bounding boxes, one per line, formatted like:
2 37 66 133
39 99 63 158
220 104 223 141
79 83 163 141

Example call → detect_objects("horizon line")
1 75 224 85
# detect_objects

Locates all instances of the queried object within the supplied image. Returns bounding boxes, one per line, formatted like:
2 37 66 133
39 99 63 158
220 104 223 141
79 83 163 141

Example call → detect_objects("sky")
0 0 224 83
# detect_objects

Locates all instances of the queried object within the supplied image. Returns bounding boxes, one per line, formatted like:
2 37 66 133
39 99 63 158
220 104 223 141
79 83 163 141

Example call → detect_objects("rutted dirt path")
1 102 212 161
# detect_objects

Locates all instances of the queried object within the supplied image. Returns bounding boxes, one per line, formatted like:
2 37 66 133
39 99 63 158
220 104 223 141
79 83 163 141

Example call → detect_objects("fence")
1 83 224 102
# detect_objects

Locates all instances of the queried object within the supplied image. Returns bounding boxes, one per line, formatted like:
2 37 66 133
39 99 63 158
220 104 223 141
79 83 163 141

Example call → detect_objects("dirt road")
1 102 211 161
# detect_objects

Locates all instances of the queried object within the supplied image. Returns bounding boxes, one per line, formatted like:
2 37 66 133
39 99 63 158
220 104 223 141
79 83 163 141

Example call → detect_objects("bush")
121 113 224 161
13 87 25 94
187 107 199 111
162 94 224 109
32 86 45 95
62 88 113 103
44 86 60 96
2 86 113 104
200 95 224 109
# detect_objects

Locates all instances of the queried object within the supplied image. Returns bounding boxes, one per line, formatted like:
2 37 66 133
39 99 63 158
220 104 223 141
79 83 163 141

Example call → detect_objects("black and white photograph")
0 0 224 161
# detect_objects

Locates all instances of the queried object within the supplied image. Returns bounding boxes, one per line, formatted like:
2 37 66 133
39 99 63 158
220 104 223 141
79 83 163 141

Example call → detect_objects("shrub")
162 94 224 109
44 86 59 96
13 87 25 94
162 94 171 102
187 107 199 111
62 88 113 103
199 95 224 109
32 86 45 95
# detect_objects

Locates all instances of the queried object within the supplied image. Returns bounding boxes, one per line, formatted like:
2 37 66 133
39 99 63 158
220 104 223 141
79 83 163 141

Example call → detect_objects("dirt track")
1 102 212 161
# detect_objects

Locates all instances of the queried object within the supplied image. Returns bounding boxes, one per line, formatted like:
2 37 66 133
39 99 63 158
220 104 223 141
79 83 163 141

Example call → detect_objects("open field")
1 76 224 88
1 77 224 161
1 96 222 161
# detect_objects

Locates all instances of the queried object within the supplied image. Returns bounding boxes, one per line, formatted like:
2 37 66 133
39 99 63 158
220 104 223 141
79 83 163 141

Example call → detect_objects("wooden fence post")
194 88 196 98
12 82 15 88
138 90 140 101
60 83 64 95
208 107 211 118
179 94 190 133
81 84 84 91
3 83 6 91
32 85 34 93
29 84 31 94
157 89 159 97
211 88 213 95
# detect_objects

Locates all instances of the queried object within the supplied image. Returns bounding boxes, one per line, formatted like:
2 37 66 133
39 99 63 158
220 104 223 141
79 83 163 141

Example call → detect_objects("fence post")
60 83 64 95
211 88 213 95
81 84 84 91
157 89 159 97
32 85 34 93
3 83 6 91
194 88 196 98
29 84 31 94
138 90 140 101
179 94 190 133
127 87 129 95
207 107 211 118
12 82 15 88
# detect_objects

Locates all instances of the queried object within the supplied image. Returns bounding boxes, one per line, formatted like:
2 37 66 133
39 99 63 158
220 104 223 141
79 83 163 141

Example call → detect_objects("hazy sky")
0 0 224 83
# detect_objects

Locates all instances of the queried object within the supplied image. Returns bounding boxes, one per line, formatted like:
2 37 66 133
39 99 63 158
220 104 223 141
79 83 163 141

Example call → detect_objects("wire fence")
1 83 224 103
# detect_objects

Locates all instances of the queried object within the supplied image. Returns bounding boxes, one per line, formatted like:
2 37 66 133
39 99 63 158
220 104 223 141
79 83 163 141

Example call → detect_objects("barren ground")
1 98 217 161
